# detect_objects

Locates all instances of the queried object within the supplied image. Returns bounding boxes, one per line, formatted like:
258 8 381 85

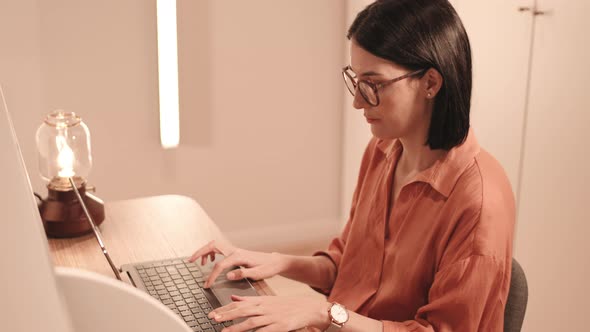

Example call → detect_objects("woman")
190 0 515 331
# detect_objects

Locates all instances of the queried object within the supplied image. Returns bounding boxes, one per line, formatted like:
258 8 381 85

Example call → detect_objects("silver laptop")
79 197 259 331
120 256 258 332
84 185 259 330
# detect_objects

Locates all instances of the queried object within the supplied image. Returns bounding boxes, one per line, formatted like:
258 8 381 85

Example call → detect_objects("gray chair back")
504 258 528 332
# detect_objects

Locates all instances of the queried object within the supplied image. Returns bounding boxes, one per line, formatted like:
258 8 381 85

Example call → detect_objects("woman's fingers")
227 265 267 281
210 304 263 322
188 240 220 262
204 253 245 288
188 239 237 264
218 315 270 332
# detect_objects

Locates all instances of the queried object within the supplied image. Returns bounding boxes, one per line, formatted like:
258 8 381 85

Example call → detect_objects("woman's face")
349 40 432 140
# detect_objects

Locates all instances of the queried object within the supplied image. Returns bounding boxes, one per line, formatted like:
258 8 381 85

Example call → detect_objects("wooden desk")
48 194 274 296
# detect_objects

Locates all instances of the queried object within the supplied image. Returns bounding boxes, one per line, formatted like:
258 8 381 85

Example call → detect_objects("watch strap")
325 321 343 332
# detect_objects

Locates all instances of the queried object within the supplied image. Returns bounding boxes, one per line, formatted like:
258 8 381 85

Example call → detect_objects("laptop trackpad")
210 279 259 306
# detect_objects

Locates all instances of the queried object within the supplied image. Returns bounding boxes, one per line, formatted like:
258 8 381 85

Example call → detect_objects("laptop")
73 192 259 332
0 86 258 332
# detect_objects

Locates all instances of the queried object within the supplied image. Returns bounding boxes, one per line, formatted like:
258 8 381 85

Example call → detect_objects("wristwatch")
325 302 349 331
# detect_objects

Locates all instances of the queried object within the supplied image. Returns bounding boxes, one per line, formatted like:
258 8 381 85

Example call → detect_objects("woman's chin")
370 125 399 140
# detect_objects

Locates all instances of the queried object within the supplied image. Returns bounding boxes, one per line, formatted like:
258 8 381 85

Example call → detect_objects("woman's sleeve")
311 137 378 295
382 254 508 332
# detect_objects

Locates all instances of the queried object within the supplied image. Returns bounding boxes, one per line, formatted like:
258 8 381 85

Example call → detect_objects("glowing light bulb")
56 135 75 178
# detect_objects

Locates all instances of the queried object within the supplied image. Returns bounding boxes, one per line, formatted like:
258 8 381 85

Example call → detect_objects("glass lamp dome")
36 110 92 190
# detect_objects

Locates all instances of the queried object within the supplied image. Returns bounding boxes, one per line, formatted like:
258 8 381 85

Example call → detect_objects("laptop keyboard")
136 259 232 332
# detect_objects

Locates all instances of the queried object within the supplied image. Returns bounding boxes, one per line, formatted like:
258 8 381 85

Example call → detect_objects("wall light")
156 0 180 149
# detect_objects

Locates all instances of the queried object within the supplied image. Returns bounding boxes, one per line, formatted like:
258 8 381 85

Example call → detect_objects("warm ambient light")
156 0 180 149
56 134 75 178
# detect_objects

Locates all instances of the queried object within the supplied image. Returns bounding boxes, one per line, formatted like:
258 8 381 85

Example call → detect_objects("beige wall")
340 0 373 220
0 0 345 249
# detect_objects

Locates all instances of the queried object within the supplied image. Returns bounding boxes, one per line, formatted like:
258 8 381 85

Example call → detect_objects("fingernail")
227 272 235 279
214 314 222 321
208 312 214 318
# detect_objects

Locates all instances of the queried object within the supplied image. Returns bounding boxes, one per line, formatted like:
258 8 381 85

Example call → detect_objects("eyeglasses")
342 65 426 107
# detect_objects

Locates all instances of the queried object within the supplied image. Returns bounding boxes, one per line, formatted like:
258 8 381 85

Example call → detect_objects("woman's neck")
397 133 446 178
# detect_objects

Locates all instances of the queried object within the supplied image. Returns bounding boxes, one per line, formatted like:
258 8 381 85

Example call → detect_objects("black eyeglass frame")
342 65 427 106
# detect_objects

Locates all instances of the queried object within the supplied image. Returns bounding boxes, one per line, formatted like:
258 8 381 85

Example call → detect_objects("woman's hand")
208 295 330 332
189 240 287 288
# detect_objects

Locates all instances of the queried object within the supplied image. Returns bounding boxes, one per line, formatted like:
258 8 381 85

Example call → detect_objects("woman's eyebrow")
359 70 385 78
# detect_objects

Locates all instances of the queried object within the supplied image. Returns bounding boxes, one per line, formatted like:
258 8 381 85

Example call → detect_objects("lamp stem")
68 177 122 281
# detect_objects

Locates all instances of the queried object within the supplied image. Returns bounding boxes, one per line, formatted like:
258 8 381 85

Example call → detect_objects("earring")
427 92 432 98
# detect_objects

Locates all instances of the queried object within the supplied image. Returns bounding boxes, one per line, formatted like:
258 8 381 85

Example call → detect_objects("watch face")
330 304 349 324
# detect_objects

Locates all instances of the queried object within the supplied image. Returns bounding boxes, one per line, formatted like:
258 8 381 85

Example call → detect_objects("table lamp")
36 110 105 238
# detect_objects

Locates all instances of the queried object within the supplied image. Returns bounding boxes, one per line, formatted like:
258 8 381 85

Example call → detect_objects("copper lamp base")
38 177 105 238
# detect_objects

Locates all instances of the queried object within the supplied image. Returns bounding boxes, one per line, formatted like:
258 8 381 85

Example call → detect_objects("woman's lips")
365 117 379 124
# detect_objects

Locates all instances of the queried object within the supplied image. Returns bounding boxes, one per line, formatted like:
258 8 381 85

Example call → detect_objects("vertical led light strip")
156 0 180 149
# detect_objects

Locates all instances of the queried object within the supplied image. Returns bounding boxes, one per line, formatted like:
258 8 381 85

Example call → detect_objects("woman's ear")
424 68 443 99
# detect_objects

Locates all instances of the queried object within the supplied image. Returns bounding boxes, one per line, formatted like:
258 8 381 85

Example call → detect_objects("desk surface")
48 194 274 296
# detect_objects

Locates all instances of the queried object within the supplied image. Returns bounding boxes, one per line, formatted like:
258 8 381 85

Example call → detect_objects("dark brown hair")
348 0 472 149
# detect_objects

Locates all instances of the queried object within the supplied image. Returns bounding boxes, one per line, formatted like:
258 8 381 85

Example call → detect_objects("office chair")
504 258 528 332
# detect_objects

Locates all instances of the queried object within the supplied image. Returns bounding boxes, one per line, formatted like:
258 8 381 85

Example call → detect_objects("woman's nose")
352 91 368 110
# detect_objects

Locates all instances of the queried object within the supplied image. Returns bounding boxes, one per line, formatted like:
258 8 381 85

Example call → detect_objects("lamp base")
39 180 105 238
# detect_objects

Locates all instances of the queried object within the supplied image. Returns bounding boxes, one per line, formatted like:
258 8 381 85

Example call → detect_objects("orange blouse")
315 130 515 331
